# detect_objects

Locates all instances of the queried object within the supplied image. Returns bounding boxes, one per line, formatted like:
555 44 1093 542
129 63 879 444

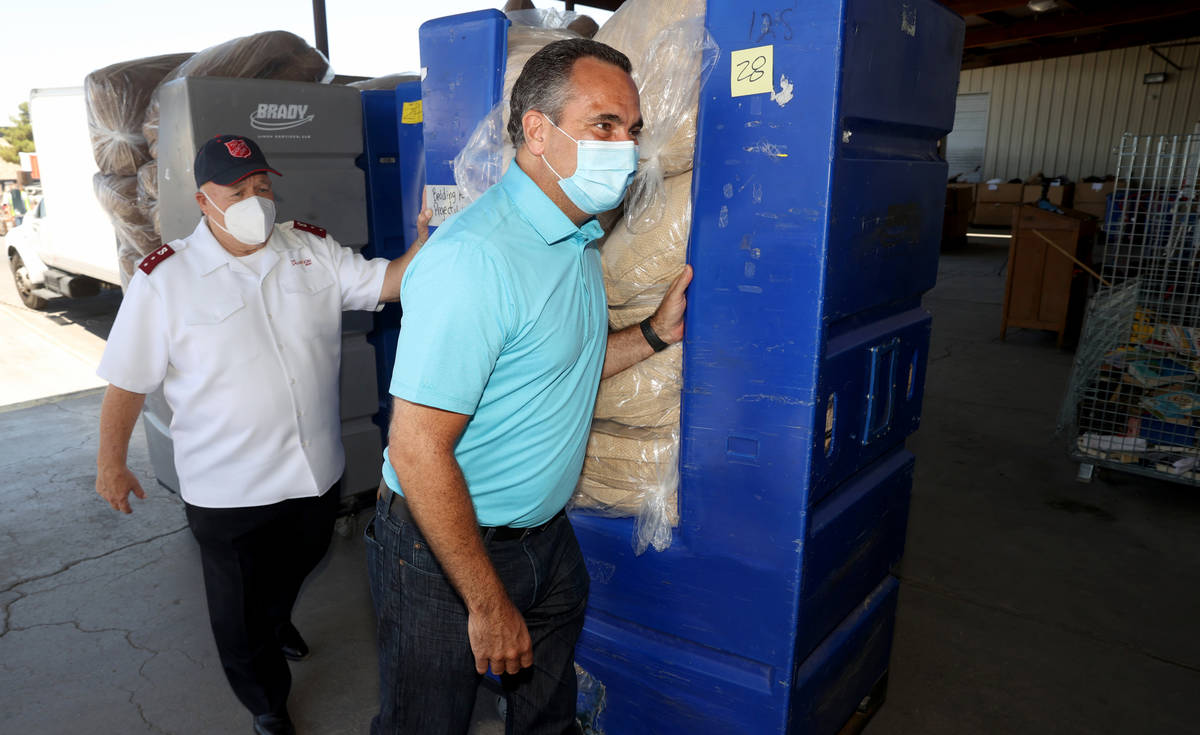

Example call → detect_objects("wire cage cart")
1060 133 1200 483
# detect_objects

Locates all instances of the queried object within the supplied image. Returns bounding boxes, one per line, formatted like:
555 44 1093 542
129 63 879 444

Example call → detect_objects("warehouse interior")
3 0 1200 733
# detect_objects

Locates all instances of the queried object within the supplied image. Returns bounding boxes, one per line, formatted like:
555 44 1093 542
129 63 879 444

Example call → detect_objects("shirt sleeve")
328 234 389 312
388 241 512 416
96 274 170 394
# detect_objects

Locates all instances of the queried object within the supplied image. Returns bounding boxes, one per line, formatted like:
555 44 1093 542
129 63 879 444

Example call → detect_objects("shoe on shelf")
253 711 296 735
277 621 309 662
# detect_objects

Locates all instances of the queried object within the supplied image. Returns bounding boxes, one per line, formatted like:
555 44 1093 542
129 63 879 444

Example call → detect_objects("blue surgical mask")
541 116 638 214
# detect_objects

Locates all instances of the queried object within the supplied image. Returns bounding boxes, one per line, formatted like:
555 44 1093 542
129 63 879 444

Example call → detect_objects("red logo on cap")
224 139 252 159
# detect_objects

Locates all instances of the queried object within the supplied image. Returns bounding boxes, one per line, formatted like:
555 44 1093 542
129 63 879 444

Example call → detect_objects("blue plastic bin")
416 2 964 732
360 82 425 439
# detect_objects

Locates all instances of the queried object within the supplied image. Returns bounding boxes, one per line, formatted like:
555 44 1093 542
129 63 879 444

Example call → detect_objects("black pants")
184 484 340 716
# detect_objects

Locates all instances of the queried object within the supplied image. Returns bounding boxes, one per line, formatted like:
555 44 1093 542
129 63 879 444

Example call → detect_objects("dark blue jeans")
365 491 589 735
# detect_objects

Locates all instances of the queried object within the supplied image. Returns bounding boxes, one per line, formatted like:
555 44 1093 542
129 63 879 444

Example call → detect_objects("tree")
0 102 35 164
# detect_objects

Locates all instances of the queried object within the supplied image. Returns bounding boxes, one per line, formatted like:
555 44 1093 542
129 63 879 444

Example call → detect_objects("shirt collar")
499 163 605 247
189 218 279 276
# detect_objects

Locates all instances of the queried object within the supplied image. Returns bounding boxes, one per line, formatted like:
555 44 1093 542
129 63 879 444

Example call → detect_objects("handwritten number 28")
736 55 768 84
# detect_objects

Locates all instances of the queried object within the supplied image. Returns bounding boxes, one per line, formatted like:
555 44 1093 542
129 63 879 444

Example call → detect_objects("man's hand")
96 462 146 514
96 385 148 514
388 397 534 676
601 264 694 379
648 264 693 346
468 598 534 675
414 195 433 248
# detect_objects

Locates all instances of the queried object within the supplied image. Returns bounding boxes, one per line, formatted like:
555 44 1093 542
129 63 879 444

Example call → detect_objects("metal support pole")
313 0 330 60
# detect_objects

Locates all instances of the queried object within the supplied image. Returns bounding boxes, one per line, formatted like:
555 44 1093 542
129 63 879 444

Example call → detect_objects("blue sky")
3 0 611 122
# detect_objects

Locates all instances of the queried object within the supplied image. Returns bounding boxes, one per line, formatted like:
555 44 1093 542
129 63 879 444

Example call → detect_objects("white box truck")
5 87 122 309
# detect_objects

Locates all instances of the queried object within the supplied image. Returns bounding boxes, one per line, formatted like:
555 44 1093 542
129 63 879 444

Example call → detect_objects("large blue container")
361 82 425 438
416 2 963 732
418 9 508 237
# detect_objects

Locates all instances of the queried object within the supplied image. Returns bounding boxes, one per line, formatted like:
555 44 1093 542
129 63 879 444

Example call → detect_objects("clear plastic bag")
505 8 600 38
601 170 692 307
93 173 150 229
346 73 420 90
93 173 159 288
136 159 158 203
135 160 161 236
452 23 579 204
572 420 680 554
84 53 192 177
575 664 607 734
142 31 333 157
566 1 716 553
595 1 718 232
453 104 514 206
594 344 682 428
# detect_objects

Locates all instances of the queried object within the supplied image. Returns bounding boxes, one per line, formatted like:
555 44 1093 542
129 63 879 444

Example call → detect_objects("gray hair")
507 38 633 148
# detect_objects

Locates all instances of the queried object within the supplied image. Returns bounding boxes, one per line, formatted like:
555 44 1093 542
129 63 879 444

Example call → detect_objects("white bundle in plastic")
347 73 421 90
85 53 192 176
601 171 692 308
575 420 679 552
574 170 691 553
568 0 716 554
596 0 717 232
94 173 159 286
594 344 682 429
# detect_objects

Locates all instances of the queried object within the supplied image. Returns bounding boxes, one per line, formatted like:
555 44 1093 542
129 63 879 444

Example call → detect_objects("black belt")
384 490 565 543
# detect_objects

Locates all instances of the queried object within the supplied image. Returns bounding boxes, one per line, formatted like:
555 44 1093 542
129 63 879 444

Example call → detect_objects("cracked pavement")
0 390 505 734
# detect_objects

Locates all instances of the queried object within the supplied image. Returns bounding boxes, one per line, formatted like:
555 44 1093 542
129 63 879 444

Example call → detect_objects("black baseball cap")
193 134 282 188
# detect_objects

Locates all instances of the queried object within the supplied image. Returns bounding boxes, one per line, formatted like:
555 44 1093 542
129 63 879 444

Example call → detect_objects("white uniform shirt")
98 219 389 508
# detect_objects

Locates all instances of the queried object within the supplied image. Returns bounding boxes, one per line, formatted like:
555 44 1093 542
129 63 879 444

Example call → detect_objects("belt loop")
482 527 496 544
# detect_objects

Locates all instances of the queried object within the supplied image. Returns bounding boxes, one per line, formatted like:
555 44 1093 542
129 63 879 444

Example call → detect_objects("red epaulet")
292 220 327 238
138 245 175 275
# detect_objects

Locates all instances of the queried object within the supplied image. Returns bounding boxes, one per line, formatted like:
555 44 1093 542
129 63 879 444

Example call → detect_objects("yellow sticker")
401 100 423 124
731 45 773 98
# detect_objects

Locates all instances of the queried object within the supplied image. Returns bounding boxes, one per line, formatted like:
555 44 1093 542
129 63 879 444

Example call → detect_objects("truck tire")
9 251 48 310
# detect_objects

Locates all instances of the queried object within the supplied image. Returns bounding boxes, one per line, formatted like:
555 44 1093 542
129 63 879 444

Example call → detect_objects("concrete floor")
1 241 1198 733
0 239 119 407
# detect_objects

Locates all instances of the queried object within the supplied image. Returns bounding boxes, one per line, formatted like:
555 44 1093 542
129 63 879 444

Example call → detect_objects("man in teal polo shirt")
365 38 692 735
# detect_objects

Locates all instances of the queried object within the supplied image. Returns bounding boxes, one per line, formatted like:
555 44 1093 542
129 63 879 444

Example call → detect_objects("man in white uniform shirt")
94 135 425 735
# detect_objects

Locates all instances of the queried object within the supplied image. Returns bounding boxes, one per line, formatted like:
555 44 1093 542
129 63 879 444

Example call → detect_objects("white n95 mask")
541 116 638 215
203 190 276 245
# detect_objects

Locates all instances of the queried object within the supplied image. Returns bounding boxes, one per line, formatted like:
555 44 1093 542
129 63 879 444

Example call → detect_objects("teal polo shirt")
381 163 607 527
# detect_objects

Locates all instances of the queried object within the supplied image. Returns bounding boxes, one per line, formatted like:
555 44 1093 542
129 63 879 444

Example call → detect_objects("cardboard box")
1073 181 1114 220
976 182 1023 203
1075 180 1115 203
1074 202 1108 220
973 201 1019 227
1022 182 1074 207
946 183 975 213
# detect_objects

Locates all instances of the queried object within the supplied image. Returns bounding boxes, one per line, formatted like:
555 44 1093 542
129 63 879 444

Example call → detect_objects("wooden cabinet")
1001 205 1097 348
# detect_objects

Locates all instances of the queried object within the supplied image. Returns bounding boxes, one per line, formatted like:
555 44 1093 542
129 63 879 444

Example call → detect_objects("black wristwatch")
639 317 670 352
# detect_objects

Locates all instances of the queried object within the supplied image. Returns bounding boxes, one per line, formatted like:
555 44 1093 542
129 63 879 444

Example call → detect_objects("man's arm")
602 264 693 380
96 384 148 514
386 397 533 676
379 200 434 303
